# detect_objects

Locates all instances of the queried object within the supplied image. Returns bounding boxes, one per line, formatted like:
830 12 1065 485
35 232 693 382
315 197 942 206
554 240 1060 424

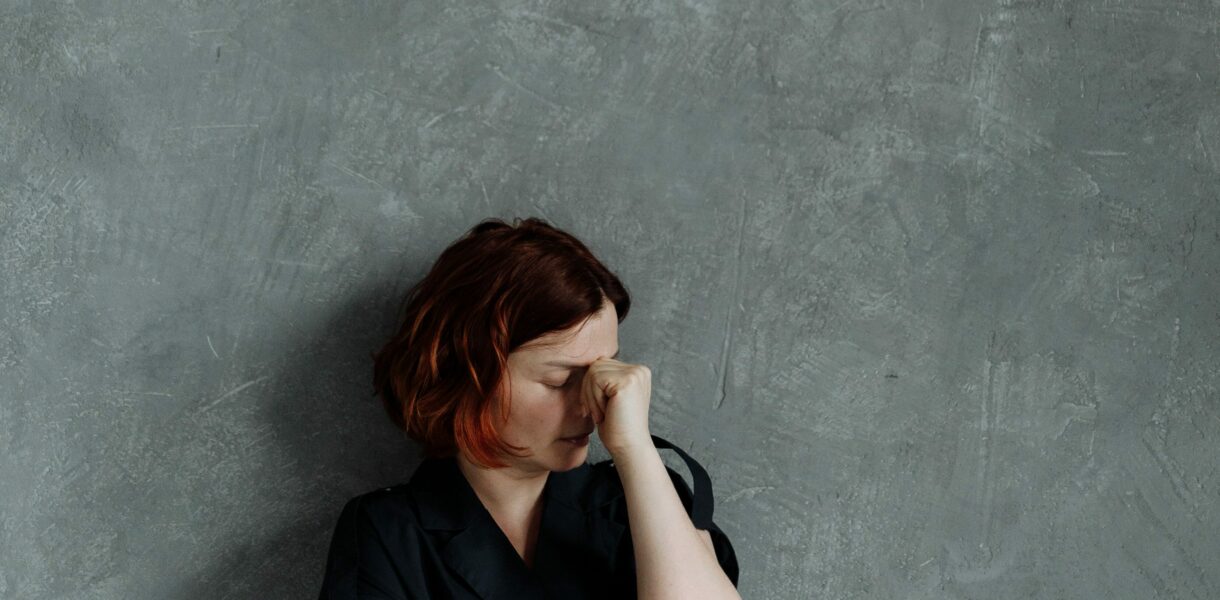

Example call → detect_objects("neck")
454 452 550 516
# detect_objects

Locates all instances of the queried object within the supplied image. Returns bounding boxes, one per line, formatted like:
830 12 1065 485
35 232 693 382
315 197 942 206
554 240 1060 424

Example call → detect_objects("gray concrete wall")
2 1 1217 598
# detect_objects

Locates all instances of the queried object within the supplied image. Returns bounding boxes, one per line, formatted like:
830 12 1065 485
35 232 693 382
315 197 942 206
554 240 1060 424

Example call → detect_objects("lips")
562 433 590 447
562 430 594 440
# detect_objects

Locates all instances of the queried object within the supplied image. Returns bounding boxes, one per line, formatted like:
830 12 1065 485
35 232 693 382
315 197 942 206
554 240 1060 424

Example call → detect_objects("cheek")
504 388 563 436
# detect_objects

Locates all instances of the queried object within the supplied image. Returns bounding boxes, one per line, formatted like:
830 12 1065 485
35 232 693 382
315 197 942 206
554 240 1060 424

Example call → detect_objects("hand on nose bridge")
570 381 591 418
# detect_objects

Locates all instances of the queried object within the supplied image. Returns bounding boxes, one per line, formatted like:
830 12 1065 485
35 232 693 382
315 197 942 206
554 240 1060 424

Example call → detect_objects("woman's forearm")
613 444 740 600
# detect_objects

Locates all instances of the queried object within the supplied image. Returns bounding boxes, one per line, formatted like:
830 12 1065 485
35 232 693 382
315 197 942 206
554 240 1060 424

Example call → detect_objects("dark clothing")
317 434 739 599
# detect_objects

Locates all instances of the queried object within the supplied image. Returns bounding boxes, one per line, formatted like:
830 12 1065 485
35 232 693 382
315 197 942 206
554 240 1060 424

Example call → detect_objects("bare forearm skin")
612 444 741 600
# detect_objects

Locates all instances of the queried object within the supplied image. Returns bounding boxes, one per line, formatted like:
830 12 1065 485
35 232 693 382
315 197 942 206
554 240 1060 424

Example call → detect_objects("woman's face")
499 301 620 473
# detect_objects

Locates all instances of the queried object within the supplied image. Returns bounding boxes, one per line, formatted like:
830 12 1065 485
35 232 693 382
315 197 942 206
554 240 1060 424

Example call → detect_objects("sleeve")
317 495 420 600
651 434 740 587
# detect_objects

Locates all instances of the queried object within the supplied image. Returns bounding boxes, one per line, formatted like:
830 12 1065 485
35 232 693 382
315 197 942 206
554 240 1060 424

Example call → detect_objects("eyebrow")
544 348 620 368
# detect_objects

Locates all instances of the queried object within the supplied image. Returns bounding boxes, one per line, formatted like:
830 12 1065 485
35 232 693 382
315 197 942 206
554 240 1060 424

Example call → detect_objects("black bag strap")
650 434 715 528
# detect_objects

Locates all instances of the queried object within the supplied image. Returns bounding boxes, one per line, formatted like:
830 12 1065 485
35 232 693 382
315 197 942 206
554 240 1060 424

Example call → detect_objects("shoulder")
339 483 414 508
331 483 422 535
318 485 431 598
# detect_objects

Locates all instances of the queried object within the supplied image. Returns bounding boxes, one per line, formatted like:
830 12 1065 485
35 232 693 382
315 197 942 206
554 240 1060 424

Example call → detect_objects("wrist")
607 437 659 467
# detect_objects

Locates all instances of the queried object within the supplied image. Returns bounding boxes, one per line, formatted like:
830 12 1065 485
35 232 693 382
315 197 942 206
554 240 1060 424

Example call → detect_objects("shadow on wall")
168 278 422 598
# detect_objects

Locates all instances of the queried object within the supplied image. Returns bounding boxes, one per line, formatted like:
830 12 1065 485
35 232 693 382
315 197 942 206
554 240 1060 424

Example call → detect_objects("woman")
317 217 740 599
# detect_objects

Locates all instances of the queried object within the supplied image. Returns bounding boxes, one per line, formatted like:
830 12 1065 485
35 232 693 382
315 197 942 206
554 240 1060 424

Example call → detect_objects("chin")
550 445 588 471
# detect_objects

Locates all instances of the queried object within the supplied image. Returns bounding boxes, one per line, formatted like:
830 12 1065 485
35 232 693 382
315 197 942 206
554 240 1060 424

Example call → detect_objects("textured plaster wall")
2 1 1218 598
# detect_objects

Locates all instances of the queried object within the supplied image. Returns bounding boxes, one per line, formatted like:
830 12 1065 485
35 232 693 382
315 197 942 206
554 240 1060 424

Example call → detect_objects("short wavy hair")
371 217 631 468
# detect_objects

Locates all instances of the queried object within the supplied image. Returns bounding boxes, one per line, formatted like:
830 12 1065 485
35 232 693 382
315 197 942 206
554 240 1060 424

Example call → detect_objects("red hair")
371 217 631 468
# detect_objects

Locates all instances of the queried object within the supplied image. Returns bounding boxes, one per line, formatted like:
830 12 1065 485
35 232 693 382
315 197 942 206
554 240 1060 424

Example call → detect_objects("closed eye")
543 378 571 390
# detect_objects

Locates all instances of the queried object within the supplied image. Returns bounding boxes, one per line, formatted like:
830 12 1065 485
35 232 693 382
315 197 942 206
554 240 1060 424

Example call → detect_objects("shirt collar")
407 455 612 528
407 455 626 599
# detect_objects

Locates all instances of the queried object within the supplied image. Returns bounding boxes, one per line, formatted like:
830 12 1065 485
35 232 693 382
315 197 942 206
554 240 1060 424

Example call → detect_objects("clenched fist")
579 357 653 457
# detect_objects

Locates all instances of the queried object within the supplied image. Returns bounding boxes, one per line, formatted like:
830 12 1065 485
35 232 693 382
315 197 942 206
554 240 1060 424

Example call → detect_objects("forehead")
519 308 618 363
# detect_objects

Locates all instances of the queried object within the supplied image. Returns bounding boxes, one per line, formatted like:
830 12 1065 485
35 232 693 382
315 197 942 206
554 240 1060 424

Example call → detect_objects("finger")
586 369 606 424
581 369 600 424
593 376 609 424
587 387 602 425
594 381 606 424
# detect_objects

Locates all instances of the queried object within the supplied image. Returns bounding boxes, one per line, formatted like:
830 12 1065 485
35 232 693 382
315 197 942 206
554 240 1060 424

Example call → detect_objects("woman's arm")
579 357 739 598
614 444 741 600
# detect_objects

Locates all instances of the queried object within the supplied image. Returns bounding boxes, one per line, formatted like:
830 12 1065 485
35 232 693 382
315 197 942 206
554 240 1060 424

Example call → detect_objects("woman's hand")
580 356 653 457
